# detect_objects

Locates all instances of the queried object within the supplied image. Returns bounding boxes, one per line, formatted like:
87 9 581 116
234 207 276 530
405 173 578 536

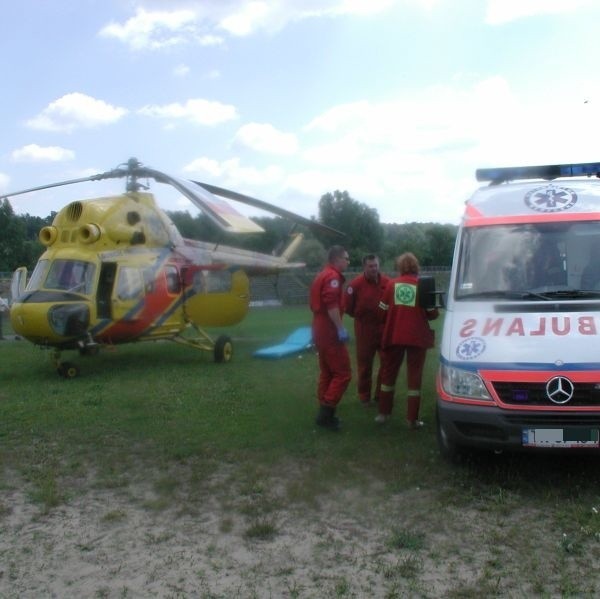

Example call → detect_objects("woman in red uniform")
375 252 438 428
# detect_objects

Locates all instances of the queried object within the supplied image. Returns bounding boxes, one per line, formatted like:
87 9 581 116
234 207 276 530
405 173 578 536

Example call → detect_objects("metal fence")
250 267 451 306
0 268 452 306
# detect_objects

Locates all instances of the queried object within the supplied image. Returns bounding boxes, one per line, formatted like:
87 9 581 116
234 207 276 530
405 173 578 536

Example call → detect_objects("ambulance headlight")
441 365 492 401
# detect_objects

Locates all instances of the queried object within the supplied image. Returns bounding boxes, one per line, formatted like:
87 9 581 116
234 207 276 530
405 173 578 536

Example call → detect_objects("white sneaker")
407 420 425 430
374 414 390 424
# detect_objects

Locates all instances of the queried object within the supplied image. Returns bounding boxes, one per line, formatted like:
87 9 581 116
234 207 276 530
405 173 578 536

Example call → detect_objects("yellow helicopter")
5 158 342 377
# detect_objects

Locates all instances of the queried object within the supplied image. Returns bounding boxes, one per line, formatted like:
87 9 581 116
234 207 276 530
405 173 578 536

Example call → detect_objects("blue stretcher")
253 326 313 359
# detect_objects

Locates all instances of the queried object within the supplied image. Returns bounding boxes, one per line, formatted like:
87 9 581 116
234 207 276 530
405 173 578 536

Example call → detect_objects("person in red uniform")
345 254 390 406
310 245 352 430
375 252 439 428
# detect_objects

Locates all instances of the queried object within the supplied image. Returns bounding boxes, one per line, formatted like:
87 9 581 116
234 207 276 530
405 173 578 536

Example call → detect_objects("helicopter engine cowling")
78 223 102 244
39 226 58 246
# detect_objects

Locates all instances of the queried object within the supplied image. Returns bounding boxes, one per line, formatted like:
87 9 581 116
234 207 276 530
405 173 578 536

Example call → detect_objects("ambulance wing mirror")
10 267 27 304
418 275 446 310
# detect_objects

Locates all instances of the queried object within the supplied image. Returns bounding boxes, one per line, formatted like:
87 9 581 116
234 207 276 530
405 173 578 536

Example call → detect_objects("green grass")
0 306 443 481
2 306 600 595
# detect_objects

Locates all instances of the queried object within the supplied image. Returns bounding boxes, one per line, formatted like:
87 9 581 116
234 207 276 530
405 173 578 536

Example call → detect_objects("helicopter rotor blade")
138 167 265 233
191 181 346 238
0 169 127 200
1 156 345 239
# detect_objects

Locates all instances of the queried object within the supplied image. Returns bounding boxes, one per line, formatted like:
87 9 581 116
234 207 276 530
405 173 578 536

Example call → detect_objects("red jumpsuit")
345 272 390 403
310 264 351 407
377 274 438 420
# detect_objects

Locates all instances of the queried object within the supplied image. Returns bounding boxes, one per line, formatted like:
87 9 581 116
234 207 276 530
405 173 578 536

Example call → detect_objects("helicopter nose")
48 304 90 337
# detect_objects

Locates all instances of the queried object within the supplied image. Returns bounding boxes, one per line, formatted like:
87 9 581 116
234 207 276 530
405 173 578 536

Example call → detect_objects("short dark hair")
362 254 378 265
328 245 347 262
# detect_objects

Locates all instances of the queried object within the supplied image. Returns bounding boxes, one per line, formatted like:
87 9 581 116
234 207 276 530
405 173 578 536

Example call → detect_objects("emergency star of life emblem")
524 185 577 213
456 337 486 360
394 282 416 306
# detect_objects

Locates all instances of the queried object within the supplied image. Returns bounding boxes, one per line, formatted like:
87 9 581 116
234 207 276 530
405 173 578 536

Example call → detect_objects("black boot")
315 405 341 431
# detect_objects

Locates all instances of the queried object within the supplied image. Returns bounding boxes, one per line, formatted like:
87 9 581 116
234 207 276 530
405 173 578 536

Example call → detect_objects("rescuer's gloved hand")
337 327 350 343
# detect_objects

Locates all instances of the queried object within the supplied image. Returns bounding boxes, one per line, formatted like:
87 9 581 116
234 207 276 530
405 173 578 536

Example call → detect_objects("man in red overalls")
345 254 390 406
310 245 352 431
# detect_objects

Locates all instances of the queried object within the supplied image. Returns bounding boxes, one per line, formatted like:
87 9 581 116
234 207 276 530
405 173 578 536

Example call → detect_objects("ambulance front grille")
493 381 600 407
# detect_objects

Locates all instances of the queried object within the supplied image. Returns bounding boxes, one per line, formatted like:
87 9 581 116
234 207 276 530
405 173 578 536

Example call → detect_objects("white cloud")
183 156 283 187
233 123 298 155
137 73 600 224
182 156 223 178
26 93 127 133
173 63 190 77
326 0 398 17
11 144 75 163
485 0 592 25
281 75 600 223
219 2 271 36
302 138 362 166
285 167 383 199
303 77 519 160
98 1 399 49
138 98 238 126
305 101 371 133
178 155 285 216
172 78 524 223
218 0 399 36
99 7 223 50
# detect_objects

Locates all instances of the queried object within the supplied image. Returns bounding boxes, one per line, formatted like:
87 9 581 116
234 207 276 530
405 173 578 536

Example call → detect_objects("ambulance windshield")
456 222 600 300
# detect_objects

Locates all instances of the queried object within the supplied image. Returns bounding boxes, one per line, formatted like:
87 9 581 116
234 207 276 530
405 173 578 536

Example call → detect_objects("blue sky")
2 0 600 225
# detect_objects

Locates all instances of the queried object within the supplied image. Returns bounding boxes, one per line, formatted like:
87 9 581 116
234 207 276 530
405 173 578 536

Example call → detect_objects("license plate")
522 428 600 448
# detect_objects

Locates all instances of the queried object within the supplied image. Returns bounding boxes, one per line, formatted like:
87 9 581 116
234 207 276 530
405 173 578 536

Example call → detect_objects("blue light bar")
476 162 600 184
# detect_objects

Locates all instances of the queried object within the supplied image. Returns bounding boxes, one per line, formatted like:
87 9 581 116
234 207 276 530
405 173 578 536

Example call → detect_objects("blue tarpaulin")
253 326 313 359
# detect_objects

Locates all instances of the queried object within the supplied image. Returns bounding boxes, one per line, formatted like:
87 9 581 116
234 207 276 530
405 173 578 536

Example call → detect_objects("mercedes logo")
545 376 575 405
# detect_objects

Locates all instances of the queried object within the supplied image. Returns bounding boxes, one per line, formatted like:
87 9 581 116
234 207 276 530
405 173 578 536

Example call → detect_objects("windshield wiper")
458 290 527 300
529 289 600 299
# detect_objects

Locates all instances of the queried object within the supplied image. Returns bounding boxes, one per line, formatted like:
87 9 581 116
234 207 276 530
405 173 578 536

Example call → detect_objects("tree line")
0 190 458 273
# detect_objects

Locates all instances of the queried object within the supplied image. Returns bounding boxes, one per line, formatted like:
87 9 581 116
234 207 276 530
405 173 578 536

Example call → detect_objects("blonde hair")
395 252 419 275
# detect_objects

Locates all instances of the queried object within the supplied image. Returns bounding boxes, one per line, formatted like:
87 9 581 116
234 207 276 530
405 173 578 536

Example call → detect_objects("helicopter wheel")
58 362 80 379
214 335 233 363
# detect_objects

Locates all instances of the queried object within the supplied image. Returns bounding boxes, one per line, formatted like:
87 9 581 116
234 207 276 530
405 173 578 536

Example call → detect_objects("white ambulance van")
437 162 600 458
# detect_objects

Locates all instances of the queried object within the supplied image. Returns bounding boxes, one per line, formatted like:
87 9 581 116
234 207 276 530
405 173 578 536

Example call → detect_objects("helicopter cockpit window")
25 260 50 292
44 259 96 294
116 267 144 300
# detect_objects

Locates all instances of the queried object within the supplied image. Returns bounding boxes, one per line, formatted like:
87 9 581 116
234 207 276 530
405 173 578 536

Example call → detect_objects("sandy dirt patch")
0 463 591 598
